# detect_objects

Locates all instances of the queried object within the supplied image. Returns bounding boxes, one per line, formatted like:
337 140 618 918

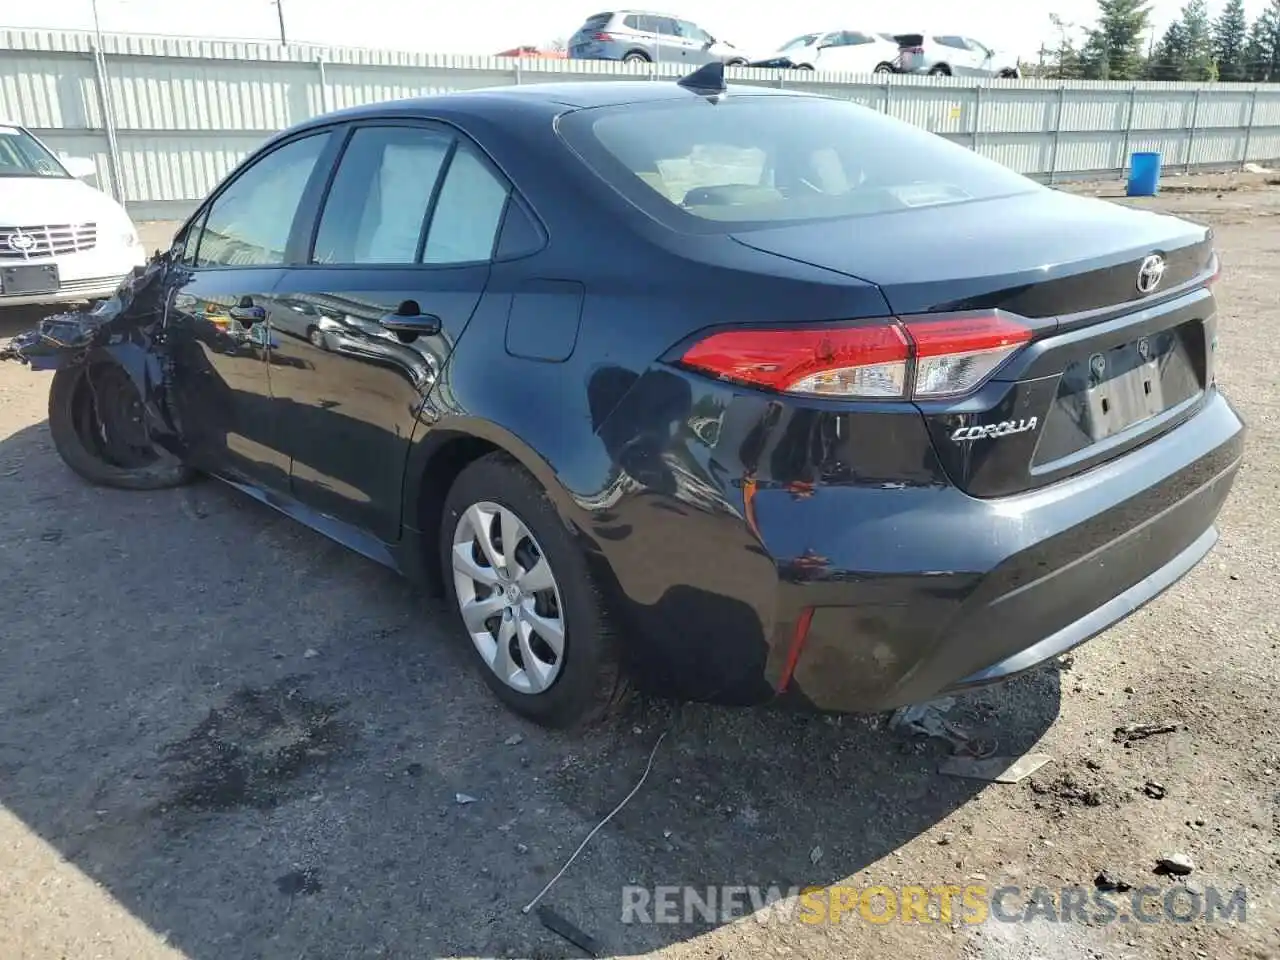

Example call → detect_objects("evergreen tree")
1244 0 1280 81
1179 0 1218 80
1214 0 1249 80
1047 13 1085 78
1081 0 1152 79
1147 20 1190 78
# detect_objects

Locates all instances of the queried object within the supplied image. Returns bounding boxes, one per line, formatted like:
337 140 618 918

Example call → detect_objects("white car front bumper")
0 243 147 307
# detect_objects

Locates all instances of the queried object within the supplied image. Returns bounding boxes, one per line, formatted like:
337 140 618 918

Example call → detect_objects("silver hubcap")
451 501 565 694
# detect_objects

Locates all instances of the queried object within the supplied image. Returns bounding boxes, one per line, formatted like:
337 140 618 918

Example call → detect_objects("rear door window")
557 95 1037 232
311 125 453 264
422 143 510 264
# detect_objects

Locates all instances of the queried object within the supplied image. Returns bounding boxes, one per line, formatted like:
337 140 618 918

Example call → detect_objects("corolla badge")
1136 254 1166 295
950 417 1039 442
5 230 36 253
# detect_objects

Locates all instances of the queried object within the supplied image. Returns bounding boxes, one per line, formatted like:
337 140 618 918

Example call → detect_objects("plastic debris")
938 753 1053 783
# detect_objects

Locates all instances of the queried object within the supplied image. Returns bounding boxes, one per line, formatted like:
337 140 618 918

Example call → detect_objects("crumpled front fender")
0 248 186 447
0 248 171 372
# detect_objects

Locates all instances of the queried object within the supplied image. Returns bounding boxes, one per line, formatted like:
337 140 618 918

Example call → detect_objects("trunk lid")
730 189 1212 320
731 190 1218 497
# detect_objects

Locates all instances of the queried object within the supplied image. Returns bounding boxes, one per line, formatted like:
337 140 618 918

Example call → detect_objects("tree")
1146 0 1217 80
1214 0 1249 80
1244 0 1280 81
1081 0 1152 79
1046 13 1085 78
1147 20 1189 78
1179 0 1218 80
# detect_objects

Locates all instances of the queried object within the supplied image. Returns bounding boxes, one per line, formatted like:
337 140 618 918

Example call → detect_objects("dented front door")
164 267 290 489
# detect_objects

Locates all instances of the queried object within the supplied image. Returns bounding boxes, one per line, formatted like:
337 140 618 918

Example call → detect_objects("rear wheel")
622 51 650 63
794 63 814 71
873 62 895 75
48 358 193 490
726 58 747 67
440 453 627 728
928 64 951 76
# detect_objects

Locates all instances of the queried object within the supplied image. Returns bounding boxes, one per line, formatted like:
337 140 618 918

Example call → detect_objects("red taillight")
592 31 615 41
680 324 910 398
904 313 1033 398
678 312 1031 401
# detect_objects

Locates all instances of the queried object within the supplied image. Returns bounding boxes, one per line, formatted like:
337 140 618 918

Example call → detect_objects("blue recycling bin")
1127 151 1163 197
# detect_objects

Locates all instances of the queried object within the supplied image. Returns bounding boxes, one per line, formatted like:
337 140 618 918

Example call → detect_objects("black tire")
795 63 814 71
997 68 1019 79
48 357 194 490
440 453 628 728
726 58 747 67
874 62 894 75
928 64 951 76
622 51 650 63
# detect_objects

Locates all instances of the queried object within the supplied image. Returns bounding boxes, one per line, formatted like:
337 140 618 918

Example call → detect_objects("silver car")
568 11 747 66
893 33 1021 78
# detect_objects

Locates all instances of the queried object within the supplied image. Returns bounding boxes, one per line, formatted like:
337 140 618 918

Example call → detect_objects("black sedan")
2 63 1244 728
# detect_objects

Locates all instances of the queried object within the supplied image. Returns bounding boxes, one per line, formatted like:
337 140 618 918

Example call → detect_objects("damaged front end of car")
0 249 187 455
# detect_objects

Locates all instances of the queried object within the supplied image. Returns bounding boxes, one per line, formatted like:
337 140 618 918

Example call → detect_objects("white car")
751 30 901 74
0 121 146 308
892 33 1022 78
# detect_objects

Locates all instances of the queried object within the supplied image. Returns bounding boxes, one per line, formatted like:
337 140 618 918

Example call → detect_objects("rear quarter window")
557 95 1039 233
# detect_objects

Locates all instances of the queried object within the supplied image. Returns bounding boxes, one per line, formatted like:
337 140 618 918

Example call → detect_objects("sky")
2 0 1272 62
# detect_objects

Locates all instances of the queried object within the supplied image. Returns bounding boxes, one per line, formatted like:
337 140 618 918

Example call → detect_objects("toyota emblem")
1089 353 1106 379
5 230 36 254
1136 254 1166 295
1137 337 1152 362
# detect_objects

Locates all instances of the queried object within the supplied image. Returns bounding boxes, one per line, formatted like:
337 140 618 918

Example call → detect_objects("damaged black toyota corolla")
1 64 1245 728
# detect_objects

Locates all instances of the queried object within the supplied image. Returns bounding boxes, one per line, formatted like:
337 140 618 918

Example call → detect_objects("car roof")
289 79 806 131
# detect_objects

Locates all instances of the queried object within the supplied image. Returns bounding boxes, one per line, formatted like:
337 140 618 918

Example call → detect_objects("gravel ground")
0 181 1278 960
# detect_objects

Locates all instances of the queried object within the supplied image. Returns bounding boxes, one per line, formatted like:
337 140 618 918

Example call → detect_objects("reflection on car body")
0 63 1244 731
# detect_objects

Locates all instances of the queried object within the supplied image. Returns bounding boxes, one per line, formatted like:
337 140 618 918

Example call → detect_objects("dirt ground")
1 180 1278 960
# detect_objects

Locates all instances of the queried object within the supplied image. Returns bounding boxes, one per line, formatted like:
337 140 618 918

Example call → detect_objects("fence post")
1120 84 1137 174
1241 86 1260 169
1048 83 1066 184
316 57 329 115
972 82 984 153
1185 87 1201 173
882 77 891 114
514 58 522 85
88 37 125 204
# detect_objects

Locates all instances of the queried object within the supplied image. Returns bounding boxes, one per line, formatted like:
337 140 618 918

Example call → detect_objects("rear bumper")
775 390 1244 712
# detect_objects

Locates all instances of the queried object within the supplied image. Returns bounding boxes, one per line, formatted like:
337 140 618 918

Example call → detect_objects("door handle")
379 303 441 336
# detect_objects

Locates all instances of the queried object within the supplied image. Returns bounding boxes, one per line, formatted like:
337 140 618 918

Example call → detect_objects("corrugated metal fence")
2 28 1279 220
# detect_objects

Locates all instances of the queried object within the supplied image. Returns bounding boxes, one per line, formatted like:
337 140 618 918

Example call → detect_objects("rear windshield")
0 125 67 178
556 95 1037 232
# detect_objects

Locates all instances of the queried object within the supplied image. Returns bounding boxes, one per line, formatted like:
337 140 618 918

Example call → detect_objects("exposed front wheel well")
414 434 503 594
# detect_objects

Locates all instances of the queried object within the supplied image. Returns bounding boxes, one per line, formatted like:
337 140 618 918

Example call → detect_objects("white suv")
0 121 147 308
